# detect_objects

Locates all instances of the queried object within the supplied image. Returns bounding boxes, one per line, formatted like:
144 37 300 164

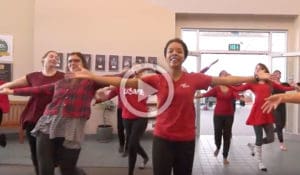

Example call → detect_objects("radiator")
2 100 27 143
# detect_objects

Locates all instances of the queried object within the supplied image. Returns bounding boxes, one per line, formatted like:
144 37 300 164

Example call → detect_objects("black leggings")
152 136 195 175
273 105 286 143
123 118 148 175
213 115 234 159
117 108 127 149
25 123 39 175
36 133 82 175
253 123 274 146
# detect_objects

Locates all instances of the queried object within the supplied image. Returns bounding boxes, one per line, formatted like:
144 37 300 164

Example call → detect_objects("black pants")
273 105 286 143
123 118 148 175
152 136 195 175
213 115 234 159
25 123 39 175
117 108 127 150
36 133 82 175
253 123 274 146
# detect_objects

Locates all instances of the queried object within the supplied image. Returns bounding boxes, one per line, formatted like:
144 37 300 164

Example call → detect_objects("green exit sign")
228 44 240 51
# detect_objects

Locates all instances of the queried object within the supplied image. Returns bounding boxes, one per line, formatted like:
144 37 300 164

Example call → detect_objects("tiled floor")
1 104 300 175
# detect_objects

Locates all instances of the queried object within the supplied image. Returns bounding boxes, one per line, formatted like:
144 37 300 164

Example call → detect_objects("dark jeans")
36 133 82 175
213 115 234 158
273 106 286 143
253 123 274 146
123 118 148 175
152 136 195 175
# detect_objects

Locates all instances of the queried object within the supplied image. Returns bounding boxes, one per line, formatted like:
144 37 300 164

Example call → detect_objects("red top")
142 72 212 141
232 82 294 125
15 79 104 119
19 71 64 128
0 80 10 113
108 88 147 119
202 86 239 116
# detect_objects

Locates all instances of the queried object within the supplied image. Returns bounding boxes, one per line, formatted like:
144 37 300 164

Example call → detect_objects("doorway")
182 29 288 136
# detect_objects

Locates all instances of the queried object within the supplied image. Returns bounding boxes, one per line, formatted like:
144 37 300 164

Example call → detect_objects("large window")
181 29 288 81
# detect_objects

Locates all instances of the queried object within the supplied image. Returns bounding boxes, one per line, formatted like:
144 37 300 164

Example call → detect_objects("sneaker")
258 162 267 172
138 157 149 169
214 149 219 157
247 143 255 156
280 144 287 151
223 158 230 165
0 134 7 147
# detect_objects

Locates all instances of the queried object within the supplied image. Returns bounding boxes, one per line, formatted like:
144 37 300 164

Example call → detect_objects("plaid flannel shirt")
14 79 105 119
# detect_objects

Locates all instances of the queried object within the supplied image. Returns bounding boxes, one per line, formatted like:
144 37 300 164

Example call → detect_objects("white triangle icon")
138 80 157 102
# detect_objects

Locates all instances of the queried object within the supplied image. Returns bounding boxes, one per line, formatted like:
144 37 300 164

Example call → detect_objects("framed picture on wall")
56 52 64 70
83 54 92 70
148 57 157 65
135 56 145 64
0 63 12 82
109 55 119 71
122 56 132 69
95 55 106 71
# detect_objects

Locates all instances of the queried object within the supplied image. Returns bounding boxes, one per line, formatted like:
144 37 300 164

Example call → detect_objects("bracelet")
254 75 260 82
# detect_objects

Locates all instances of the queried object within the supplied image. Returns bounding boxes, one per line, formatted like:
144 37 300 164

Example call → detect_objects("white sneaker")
258 162 267 171
280 144 287 151
138 158 149 169
247 143 255 156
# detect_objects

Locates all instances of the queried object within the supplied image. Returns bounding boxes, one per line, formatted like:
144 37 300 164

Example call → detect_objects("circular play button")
119 63 174 118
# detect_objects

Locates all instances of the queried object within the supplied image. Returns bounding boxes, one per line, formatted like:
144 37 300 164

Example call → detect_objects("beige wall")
150 0 300 15
33 0 175 134
0 0 34 79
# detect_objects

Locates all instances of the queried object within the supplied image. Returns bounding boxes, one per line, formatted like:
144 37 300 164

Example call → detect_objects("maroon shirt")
20 71 64 128
15 79 105 119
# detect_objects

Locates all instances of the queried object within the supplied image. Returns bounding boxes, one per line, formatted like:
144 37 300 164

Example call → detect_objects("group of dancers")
0 38 298 175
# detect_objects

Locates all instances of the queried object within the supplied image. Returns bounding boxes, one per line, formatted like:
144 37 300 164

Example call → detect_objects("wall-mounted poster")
56 52 64 70
136 56 145 64
122 56 132 69
0 35 13 62
83 54 92 70
95 55 105 71
109 55 119 71
0 63 12 82
148 57 157 65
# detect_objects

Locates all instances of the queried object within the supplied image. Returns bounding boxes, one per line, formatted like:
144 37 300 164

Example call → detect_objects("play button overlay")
137 79 157 102
120 63 174 118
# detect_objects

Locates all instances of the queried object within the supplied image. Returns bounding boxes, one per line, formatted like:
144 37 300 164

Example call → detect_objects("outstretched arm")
0 76 28 89
67 67 139 88
211 70 270 86
262 93 300 113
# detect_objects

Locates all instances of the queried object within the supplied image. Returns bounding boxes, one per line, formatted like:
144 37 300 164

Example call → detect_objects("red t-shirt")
142 72 212 141
109 88 147 119
202 86 239 116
